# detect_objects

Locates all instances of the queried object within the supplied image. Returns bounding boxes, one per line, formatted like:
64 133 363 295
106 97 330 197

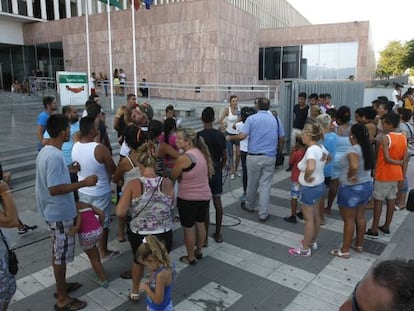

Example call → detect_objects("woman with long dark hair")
330 123 374 258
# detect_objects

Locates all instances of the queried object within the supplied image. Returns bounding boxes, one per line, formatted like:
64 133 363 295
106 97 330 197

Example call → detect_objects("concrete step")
3 116 201 192
0 146 37 160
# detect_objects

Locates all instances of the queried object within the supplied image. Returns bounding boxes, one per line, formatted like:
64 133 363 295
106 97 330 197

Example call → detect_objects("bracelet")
0 190 11 197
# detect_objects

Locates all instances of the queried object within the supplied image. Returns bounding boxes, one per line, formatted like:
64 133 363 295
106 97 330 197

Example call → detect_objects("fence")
276 79 365 151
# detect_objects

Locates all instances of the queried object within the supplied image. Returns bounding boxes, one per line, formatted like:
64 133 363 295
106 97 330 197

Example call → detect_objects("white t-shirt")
298 144 328 187
392 89 403 108
235 121 248 152
89 77 96 89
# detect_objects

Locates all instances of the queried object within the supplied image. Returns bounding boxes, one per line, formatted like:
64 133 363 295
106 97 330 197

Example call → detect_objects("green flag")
98 0 123 9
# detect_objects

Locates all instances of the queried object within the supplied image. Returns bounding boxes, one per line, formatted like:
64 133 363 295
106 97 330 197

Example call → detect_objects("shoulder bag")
0 229 18 275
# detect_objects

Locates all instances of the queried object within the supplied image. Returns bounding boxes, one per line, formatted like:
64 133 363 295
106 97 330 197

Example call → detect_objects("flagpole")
107 0 114 110
85 0 91 94
131 2 137 96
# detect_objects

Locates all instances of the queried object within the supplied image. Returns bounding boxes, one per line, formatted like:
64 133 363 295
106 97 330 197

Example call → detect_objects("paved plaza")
1 92 413 311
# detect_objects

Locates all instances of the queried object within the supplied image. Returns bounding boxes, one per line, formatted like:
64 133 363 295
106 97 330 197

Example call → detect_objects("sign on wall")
56 71 88 106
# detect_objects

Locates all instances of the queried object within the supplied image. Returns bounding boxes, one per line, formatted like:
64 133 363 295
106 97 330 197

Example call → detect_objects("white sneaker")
301 240 318 251
230 174 235 180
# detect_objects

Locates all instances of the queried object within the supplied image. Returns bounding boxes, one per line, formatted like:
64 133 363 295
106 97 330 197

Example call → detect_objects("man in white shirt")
392 83 403 109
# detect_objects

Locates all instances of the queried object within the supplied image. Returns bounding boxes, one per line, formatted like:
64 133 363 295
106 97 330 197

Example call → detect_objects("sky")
287 0 414 58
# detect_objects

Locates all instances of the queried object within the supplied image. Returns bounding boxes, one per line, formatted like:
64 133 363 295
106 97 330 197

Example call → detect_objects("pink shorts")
78 227 103 250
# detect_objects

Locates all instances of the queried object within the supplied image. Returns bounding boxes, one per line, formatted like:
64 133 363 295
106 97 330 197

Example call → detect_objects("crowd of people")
1 88 414 310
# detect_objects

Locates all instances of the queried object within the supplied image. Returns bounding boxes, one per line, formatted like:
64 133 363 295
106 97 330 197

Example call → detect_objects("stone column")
26 0 34 16
65 0 71 18
11 0 18 14
40 0 47 19
54 0 60 19
77 0 82 16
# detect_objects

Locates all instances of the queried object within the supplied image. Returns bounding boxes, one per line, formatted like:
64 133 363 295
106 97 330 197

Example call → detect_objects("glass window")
264 47 281 80
301 42 358 80
259 48 264 80
282 46 300 79
338 42 358 79
259 42 358 81
33 0 41 18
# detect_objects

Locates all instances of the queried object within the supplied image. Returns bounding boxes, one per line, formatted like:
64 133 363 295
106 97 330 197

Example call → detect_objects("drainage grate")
363 239 387 255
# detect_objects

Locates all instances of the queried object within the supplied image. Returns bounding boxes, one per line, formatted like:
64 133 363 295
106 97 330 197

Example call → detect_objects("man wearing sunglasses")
340 259 414 311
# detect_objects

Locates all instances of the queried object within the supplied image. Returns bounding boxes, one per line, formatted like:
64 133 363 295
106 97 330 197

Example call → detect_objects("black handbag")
276 152 285 167
275 116 285 167
0 229 18 275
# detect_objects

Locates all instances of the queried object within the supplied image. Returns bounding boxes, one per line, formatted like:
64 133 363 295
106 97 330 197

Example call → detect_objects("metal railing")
94 80 272 103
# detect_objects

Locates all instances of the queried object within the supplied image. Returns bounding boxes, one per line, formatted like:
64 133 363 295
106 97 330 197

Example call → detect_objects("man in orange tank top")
366 112 408 238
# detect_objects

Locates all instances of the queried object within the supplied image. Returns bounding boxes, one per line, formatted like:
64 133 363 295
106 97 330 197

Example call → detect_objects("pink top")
158 134 178 168
178 148 212 201
78 208 101 234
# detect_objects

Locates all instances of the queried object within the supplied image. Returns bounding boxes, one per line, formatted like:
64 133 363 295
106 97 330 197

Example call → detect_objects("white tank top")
225 106 240 134
72 142 112 196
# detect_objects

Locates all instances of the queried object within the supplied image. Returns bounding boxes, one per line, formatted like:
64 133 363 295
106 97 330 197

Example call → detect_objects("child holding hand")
70 201 108 287
138 235 174 311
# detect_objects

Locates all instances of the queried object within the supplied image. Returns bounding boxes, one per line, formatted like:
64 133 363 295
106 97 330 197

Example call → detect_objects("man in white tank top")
72 116 118 261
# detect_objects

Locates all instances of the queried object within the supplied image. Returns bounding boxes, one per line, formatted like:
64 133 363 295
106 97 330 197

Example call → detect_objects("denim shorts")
337 181 373 208
299 183 325 206
291 182 301 199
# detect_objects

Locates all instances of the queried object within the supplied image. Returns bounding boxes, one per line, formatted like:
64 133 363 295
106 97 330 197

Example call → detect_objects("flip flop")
330 249 350 259
179 255 196 265
53 282 82 298
54 298 87 311
101 250 121 263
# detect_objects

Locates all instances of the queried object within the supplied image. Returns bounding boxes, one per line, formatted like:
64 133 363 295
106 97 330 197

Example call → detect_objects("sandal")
54 298 87 311
53 282 82 298
330 249 350 259
128 292 140 303
194 251 203 260
95 276 108 288
179 255 196 265
351 245 363 253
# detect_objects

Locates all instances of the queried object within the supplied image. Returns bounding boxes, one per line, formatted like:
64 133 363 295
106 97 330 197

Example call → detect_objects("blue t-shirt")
37 111 49 127
322 132 337 177
242 111 278 157
44 122 79 165
35 145 76 222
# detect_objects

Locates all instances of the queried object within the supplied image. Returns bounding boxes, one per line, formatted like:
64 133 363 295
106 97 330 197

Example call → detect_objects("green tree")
376 41 407 76
402 39 414 69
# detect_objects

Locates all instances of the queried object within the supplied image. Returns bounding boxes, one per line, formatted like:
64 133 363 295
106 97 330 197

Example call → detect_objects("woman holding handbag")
116 142 174 302
0 181 19 311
